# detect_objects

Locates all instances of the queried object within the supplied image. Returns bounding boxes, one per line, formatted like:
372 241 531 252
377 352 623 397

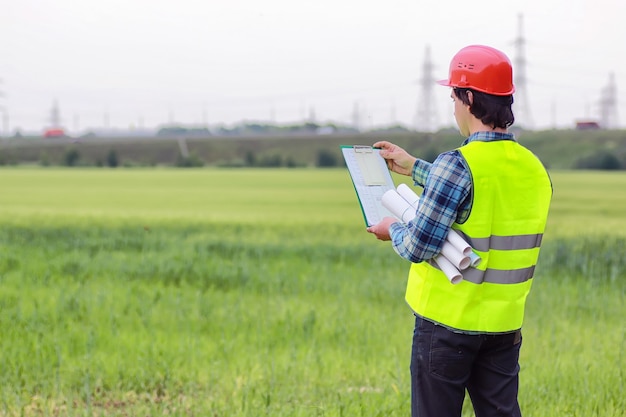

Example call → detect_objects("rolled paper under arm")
468 251 482 267
447 229 473 256
395 185 476 260
441 241 471 270
396 183 420 209
433 255 463 285
381 189 416 223
447 229 482 267
380 187 483 282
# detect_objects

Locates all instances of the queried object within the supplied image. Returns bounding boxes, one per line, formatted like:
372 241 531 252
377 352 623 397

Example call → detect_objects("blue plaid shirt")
389 131 516 263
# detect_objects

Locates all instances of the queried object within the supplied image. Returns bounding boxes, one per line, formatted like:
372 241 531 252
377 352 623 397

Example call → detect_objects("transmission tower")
49 99 62 128
308 105 317 123
599 73 618 129
513 13 533 129
415 45 438 132
352 101 362 132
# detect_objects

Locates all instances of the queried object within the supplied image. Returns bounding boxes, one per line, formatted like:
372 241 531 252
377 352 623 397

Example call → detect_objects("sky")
1 0 624 134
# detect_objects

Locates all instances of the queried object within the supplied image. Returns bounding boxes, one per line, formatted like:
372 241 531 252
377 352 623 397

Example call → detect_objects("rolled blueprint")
433 255 463 285
441 241 471 270
396 183 420 208
468 251 482 268
447 229 473 256
447 230 482 267
382 188 471 270
397 184 475 256
381 185 483 283
381 189 416 223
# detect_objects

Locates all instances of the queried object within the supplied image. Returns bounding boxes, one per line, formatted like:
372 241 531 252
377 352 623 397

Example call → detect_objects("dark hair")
453 88 515 129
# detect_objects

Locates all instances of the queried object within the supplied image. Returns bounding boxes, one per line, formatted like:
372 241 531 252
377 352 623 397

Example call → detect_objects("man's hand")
366 217 398 241
373 141 417 177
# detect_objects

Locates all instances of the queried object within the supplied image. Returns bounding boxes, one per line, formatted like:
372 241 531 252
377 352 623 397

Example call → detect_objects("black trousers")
410 315 523 417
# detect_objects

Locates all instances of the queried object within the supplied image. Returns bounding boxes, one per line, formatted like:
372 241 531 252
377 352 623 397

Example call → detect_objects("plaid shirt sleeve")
389 150 471 263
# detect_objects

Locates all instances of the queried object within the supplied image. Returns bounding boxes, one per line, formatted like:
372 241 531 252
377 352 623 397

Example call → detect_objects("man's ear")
467 90 474 106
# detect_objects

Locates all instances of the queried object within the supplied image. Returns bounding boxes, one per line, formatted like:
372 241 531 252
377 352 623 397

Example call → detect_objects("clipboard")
341 145 397 227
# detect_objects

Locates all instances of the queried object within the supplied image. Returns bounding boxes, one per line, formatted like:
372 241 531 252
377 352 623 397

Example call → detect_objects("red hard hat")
437 45 515 96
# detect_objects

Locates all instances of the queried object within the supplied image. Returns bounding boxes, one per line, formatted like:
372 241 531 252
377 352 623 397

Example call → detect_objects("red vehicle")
44 128 66 138
575 120 601 130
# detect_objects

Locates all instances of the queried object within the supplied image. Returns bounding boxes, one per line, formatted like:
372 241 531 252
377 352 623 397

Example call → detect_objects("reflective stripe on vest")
460 232 544 252
438 231 544 284
428 260 536 284
405 140 552 333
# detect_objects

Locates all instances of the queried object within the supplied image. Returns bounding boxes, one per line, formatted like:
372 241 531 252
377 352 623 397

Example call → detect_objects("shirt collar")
461 131 516 146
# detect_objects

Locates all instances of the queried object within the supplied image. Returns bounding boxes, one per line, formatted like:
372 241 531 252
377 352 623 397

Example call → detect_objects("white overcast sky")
1 0 624 133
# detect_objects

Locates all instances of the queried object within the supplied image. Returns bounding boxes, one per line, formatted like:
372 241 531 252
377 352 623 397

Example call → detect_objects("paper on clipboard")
341 145 397 227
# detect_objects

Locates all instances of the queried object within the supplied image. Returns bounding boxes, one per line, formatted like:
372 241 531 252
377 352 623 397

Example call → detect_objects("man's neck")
468 119 507 135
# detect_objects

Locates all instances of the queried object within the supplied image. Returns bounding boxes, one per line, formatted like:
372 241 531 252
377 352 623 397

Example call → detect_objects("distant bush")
244 151 256 166
107 149 119 168
216 158 246 168
316 149 338 167
176 152 204 168
39 151 50 166
573 150 622 170
285 157 303 168
63 148 80 167
257 154 283 167
243 152 303 168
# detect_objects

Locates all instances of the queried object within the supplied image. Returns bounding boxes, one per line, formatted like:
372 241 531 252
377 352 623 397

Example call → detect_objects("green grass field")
0 168 624 416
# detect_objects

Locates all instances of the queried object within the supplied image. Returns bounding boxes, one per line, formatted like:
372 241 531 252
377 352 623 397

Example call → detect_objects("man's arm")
412 158 432 187
390 151 471 263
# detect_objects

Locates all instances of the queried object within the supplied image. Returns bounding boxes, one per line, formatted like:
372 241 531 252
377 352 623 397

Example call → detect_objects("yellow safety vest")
405 140 552 333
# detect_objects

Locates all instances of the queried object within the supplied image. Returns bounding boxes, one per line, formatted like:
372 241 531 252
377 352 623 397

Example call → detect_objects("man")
366 45 552 417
